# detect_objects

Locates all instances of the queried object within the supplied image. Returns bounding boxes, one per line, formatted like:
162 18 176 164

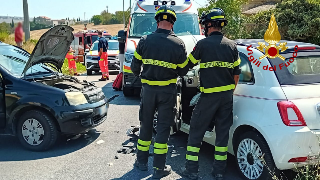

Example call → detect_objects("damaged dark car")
0 25 116 151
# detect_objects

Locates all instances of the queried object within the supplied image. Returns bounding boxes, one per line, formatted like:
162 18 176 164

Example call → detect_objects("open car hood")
22 25 74 75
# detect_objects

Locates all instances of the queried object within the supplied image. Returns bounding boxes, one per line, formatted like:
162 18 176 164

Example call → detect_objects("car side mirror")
117 30 126 43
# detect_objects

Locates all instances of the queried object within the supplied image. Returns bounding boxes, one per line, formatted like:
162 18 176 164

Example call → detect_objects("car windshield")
108 41 119 50
129 13 200 37
91 35 98 43
270 51 320 85
0 44 51 77
91 41 119 51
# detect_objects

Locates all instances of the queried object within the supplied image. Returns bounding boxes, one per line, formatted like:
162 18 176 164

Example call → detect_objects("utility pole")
84 12 86 23
106 6 109 13
123 0 125 29
130 0 132 11
23 0 30 42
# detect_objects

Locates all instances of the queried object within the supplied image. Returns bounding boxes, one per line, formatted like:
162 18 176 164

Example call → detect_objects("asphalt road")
0 73 243 180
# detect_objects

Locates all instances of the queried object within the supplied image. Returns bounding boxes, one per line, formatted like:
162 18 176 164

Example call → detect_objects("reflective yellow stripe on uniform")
138 139 151 146
211 16 225 19
215 146 228 152
134 51 142 61
137 145 149 151
215 154 227 161
234 58 241 67
142 59 177 69
200 84 235 93
186 154 198 161
187 146 200 153
123 69 133 73
188 54 200 64
200 61 234 69
177 58 189 68
154 143 167 149
141 78 177 86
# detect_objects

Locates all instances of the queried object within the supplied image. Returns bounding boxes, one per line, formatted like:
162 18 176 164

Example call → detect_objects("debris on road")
126 125 140 137
115 155 119 159
97 140 105 144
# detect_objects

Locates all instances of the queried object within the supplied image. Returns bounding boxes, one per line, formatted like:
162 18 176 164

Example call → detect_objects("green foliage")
29 22 51 31
61 58 86 75
0 32 9 42
198 0 249 39
91 9 130 26
0 22 11 34
11 19 14 28
91 15 102 25
249 0 320 45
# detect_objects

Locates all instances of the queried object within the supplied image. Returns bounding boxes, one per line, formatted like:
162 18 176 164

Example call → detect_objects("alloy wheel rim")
21 118 45 146
237 138 264 179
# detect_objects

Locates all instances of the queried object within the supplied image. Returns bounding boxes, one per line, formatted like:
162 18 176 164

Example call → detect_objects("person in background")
65 47 79 76
15 22 24 48
98 31 109 81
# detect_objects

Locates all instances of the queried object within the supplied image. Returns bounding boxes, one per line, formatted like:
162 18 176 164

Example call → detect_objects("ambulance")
118 0 205 96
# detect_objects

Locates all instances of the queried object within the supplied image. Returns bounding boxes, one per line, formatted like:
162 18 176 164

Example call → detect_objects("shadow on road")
0 129 101 162
111 131 244 180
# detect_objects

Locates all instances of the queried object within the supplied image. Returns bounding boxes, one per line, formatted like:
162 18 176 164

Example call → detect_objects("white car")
164 39 320 180
85 40 120 75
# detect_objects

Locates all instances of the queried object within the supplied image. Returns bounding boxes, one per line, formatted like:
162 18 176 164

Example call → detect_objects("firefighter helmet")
154 5 177 24
200 8 228 27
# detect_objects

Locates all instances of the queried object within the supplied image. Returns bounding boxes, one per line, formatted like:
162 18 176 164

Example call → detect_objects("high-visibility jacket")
131 29 189 87
65 52 76 61
188 31 241 93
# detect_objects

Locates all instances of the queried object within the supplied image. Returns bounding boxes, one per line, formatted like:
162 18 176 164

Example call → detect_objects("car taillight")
288 157 307 163
277 101 306 126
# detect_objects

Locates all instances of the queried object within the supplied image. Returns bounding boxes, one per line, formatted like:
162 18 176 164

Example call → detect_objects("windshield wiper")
25 71 52 76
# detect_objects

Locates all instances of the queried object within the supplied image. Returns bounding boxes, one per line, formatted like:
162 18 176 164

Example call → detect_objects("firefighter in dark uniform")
131 5 189 179
181 8 241 180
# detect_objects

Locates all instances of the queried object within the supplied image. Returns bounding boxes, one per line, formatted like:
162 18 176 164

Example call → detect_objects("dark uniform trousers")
186 91 233 174
137 84 177 169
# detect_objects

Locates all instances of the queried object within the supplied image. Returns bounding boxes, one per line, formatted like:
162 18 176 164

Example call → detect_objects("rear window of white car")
269 51 320 85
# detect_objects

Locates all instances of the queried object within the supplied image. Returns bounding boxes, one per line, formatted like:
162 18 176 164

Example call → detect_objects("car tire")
87 70 92 75
123 86 134 97
17 110 58 151
234 131 279 180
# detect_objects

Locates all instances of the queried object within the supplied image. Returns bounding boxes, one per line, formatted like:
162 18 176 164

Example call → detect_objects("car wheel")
234 131 279 180
17 110 58 151
123 86 134 97
87 70 92 75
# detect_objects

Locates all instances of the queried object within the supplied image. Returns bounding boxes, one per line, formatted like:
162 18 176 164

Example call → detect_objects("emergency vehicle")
71 30 112 63
118 0 205 96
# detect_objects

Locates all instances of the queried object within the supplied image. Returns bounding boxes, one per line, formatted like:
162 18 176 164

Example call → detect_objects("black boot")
99 77 107 81
180 167 198 180
212 173 224 180
134 160 148 171
152 165 172 179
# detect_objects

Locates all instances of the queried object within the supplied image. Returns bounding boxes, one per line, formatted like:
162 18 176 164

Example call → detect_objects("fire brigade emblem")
257 14 288 61
155 5 160 10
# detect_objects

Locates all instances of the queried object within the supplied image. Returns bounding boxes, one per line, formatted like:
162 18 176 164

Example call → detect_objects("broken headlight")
65 92 88 106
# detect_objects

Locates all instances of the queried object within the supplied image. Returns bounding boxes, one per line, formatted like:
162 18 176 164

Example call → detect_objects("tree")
11 19 14 28
91 15 102 25
115 9 130 27
100 10 112 25
33 17 36 23
198 0 249 39
249 0 320 45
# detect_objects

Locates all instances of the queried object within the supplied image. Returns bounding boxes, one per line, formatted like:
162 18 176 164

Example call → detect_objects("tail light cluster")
277 101 306 126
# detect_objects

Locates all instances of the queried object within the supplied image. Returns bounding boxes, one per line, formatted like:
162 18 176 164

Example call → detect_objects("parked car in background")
156 39 320 180
0 25 116 151
85 40 120 75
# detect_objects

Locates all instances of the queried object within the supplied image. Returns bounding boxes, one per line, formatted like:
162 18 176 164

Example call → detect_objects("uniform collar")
155 28 174 35
209 31 223 36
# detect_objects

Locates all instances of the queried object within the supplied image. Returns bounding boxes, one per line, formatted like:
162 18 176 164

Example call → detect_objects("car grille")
92 114 107 125
108 56 118 60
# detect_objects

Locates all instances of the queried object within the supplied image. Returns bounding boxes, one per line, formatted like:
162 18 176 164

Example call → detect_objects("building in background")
242 0 281 16
35 16 51 26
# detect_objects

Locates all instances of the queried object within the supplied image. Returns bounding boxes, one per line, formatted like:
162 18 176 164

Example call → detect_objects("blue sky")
1 0 209 20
